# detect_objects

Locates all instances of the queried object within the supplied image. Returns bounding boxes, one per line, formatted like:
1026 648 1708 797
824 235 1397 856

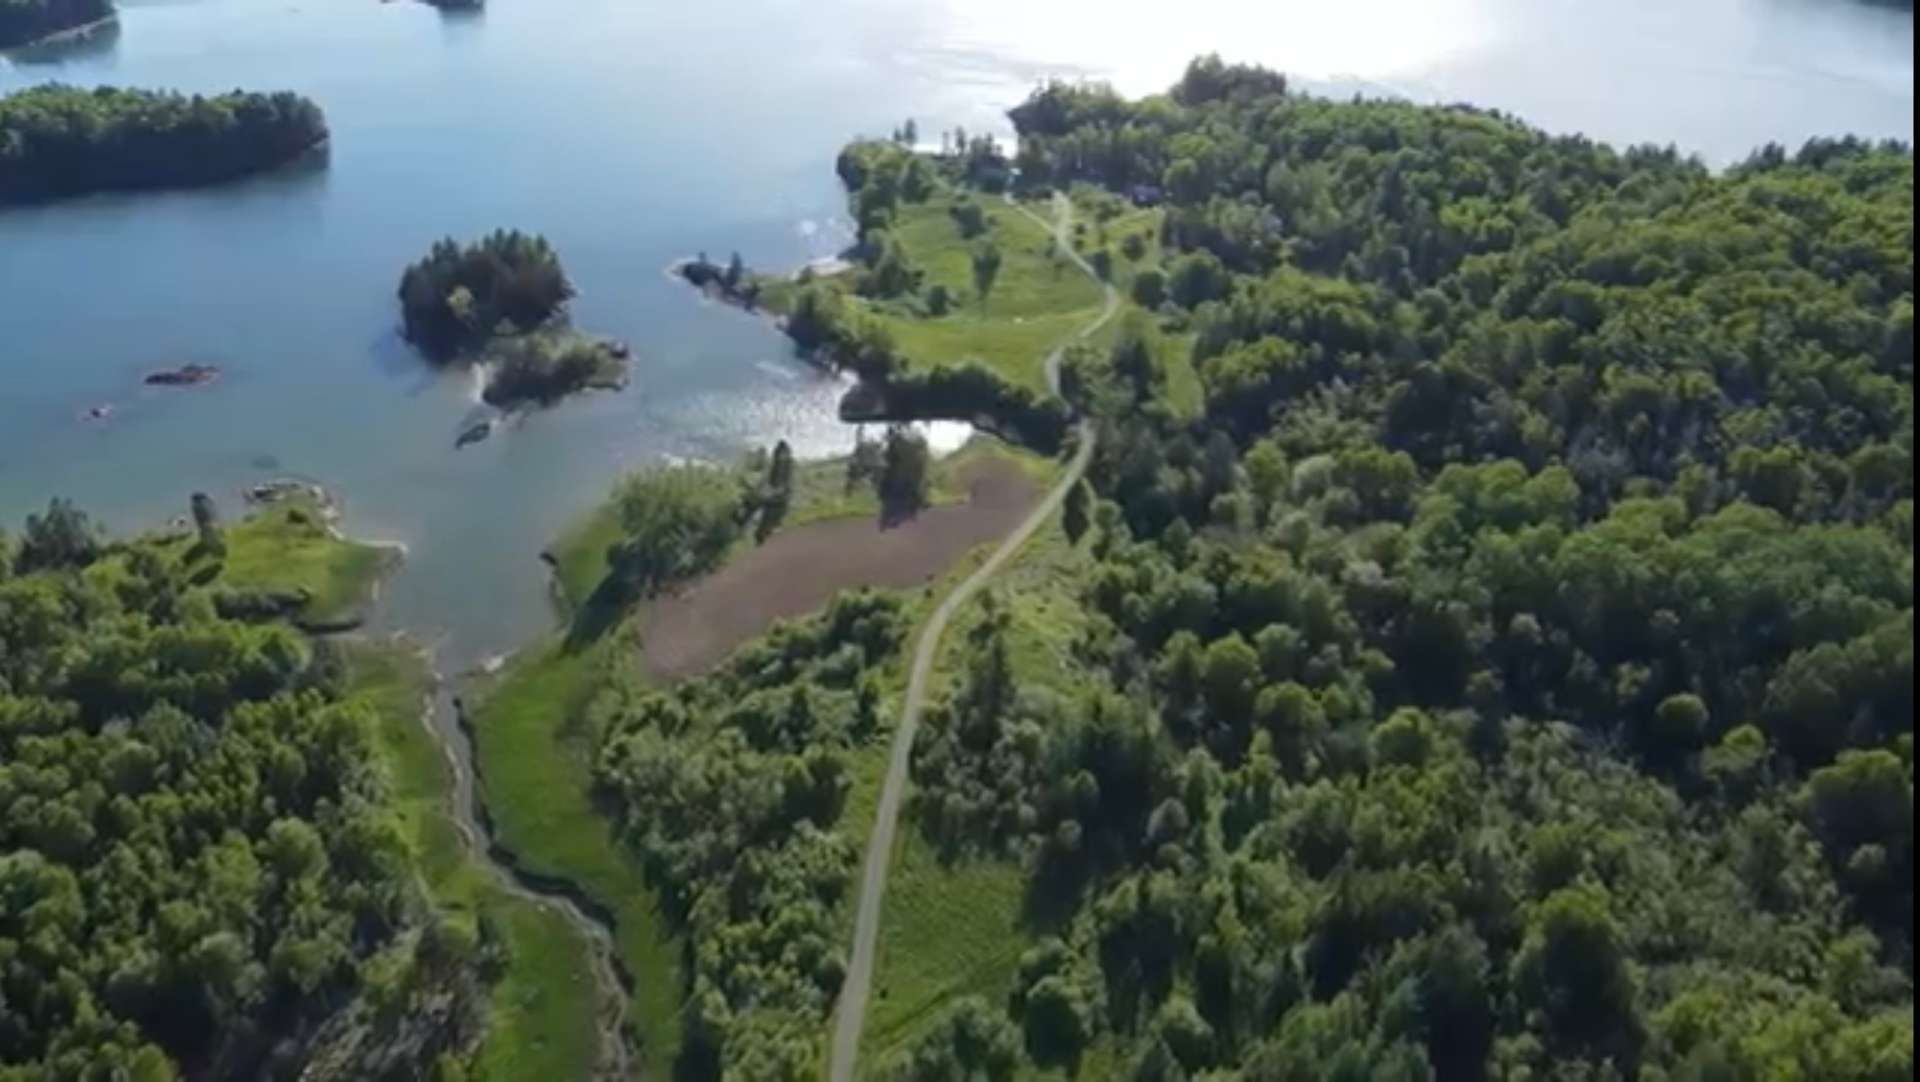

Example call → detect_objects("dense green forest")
397 231 573 359
595 589 905 1076
0 503 489 1080
0 85 326 205
0 0 111 48
849 58 1913 1079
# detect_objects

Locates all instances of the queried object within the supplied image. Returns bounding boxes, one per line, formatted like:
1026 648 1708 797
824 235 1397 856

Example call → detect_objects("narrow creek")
433 680 637 1080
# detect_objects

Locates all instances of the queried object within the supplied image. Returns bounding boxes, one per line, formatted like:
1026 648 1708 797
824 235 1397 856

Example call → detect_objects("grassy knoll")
220 497 397 626
1065 184 1167 297
890 197 1103 321
877 308 1094 394
341 640 603 1082
866 196 1102 392
751 192 1105 395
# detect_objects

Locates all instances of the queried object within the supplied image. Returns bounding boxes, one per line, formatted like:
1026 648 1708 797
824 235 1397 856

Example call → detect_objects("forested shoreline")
0 85 326 205
0 499 494 1080
2 33 1912 1082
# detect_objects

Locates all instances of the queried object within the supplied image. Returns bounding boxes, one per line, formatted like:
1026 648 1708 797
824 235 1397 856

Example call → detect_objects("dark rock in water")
606 338 631 359
145 363 221 387
455 419 493 449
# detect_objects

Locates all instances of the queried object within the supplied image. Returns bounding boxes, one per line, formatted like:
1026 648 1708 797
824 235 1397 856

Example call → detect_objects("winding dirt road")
828 194 1118 1081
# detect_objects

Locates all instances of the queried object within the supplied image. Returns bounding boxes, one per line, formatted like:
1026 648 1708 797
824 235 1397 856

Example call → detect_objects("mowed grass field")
872 196 1104 392
889 196 1104 320
753 191 1105 394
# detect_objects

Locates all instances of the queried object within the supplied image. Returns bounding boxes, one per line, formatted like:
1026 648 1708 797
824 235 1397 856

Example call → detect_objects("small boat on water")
455 418 493 449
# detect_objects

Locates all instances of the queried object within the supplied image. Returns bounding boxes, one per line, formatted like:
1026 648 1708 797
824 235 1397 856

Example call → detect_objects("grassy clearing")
343 639 603 1082
876 307 1097 394
890 197 1103 320
871 196 1103 392
862 841 1030 1063
221 498 396 625
754 192 1107 394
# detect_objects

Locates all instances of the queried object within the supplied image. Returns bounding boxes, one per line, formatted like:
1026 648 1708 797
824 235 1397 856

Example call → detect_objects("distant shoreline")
3 12 118 50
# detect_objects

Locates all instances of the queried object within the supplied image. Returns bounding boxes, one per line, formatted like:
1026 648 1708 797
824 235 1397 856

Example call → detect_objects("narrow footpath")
829 193 1119 1081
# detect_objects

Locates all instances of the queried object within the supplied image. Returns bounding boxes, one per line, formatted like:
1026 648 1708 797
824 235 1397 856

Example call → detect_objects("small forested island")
397 230 626 412
398 230 572 357
0 0 112 49
0 85 328 205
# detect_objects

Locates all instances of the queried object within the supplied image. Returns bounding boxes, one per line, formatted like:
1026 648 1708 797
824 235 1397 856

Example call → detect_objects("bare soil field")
637 457 1041 680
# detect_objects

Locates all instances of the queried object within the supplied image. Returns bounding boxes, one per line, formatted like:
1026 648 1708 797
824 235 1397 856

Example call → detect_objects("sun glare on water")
915 0 1497 92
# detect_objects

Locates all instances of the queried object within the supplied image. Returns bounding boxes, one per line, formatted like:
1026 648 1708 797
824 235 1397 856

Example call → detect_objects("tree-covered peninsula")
0 0 111 49
0 498 497 1080
0 85 327 205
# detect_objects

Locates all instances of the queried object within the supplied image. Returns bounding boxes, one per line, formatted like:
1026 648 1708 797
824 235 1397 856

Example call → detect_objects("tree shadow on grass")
564 572 632 650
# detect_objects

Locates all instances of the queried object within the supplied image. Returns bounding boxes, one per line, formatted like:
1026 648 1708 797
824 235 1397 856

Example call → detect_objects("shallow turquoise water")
2 0 1910 661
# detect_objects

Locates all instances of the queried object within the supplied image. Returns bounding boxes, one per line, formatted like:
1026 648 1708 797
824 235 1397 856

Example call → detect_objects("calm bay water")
2 0 1911 662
